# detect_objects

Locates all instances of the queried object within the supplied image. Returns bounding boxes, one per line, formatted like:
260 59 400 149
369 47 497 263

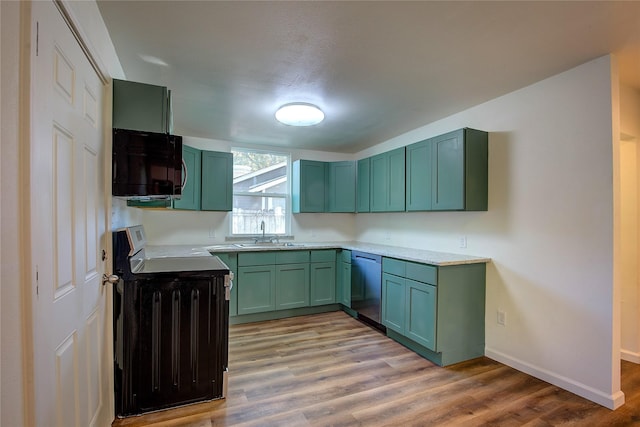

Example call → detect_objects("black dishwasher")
351 251 384 330
113 226 231 417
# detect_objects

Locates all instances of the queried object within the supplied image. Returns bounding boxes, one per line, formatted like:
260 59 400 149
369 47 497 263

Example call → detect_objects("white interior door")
30 1 111 426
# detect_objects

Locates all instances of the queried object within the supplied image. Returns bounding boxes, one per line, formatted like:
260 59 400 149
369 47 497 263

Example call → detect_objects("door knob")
102 273 119 286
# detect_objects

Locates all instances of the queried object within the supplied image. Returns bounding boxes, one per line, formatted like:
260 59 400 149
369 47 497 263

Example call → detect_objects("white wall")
141 136 357 245
620 85 640 362
354 56 622 408
1 2 26 425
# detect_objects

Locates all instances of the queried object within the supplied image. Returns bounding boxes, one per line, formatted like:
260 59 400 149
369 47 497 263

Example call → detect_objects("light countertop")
146 241 490 267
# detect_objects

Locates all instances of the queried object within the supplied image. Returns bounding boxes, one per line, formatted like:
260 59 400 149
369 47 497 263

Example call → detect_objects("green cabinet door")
173 145 202 210
201 151 233 211
356 158 370 213
432 130 465 210
339 261 352 307
370 153 388 212
405 139 433 211
431 128 488 211
370 148 406 212
292 160 327 213
275 263 310 310
387 147 406 211
237 265 276 315
113 79 171 133
381 273 406 334
310 261 336 306
405 279 437 351
328 161 356 212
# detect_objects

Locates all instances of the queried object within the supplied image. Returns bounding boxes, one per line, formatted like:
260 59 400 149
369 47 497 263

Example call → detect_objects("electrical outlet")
497 309 506 326
459 236 467 248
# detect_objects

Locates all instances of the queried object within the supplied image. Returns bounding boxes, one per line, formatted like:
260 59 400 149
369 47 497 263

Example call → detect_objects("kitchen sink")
206 242 306 251
233 242 306 248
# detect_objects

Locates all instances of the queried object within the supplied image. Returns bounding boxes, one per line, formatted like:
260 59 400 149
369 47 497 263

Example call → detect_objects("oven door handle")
224 273 234 301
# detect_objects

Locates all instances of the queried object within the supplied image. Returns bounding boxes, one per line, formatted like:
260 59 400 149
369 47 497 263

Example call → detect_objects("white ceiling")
97 1 640 153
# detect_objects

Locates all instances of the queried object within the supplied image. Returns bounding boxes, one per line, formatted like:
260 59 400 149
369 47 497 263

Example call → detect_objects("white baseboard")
485 347 625 410
621 349 640 364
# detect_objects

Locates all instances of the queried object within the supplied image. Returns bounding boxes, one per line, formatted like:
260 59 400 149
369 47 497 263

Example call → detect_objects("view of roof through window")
232 149 289 236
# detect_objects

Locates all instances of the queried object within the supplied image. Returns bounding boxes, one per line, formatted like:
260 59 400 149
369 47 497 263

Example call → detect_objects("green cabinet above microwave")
112 79 173 134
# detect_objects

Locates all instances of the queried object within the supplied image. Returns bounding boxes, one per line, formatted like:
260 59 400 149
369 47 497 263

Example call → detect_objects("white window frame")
230 147 291 237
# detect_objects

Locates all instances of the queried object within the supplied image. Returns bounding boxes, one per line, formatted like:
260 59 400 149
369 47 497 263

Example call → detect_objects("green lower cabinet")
276 263 310 309
237 265 276 315
405 279 437 351
382 258 485 366
338 261 352 307
310 262 336 306
381 273 406 335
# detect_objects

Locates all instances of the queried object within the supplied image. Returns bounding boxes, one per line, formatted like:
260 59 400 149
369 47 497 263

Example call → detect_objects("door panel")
432 130 464 210
382 273 405 334
405 279 437 351
276 263 310 309
31 2 109 426
237 266 276 314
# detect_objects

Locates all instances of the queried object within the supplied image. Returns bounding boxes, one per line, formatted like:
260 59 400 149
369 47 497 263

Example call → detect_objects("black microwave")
112 128 182 198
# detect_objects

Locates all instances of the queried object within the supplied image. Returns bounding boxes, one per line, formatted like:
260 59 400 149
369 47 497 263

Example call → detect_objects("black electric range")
113 225 231 417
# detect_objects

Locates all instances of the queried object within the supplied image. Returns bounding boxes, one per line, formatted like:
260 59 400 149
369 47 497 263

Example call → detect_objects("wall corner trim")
485 347 625 410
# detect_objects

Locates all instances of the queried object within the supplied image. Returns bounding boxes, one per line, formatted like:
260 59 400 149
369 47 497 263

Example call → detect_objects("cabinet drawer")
238 252 276 266
383 257 406 276
340 250 352 263
406 262 437 285
276 250 309 265
311 250 336 263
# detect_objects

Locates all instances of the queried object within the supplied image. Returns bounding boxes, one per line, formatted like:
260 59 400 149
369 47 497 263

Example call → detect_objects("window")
231 148 290 236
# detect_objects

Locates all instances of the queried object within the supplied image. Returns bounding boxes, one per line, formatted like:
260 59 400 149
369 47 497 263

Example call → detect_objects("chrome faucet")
253 220 279 244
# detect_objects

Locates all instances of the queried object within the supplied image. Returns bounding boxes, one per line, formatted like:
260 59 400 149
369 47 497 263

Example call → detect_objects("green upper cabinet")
356 158 370 213
112 79 172 134
433 128 487 211
370 147 406 212
173 145 202 210
406 128 488 211
328 161 356 213
292 160 327 213
292 159 357 213
173 147 232 211
201 151 233 211
405 139 432 211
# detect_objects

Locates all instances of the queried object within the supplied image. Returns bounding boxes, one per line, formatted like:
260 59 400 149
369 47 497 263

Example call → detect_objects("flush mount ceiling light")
275 103 325 126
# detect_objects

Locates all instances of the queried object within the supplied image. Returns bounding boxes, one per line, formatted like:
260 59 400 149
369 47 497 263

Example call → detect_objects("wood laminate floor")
112 311 640 427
